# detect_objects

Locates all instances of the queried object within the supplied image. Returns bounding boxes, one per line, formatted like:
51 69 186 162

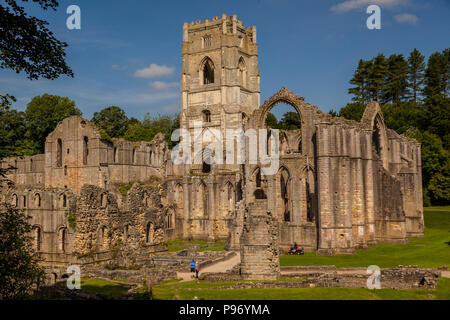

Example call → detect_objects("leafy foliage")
24 94 82 153
91 106 129 139
0 0 73 80
0 203 45 299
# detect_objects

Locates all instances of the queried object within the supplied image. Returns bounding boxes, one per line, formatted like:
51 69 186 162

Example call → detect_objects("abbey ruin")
1 15 424 277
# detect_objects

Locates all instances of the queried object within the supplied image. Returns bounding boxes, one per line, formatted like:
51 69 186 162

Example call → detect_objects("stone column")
363 130 376 245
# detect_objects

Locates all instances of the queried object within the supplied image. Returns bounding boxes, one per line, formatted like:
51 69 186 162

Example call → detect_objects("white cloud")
394 13 419 24
331 0 409 13
134 64 174 78
150 81 179 91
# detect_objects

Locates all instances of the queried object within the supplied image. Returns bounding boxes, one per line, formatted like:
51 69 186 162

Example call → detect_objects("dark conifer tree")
407 48 426 103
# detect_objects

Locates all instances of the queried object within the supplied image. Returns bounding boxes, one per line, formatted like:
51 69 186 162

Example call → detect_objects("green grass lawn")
148 278 450 300
80 278 131 298
281 206 450 268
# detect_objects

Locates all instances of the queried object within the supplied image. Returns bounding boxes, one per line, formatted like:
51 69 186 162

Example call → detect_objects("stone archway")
256 88 307 129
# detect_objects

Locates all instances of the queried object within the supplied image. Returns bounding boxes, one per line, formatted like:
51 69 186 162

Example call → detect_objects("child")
195 261 199 279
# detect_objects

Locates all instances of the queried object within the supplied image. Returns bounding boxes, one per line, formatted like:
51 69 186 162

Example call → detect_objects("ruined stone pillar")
240 200 280 280
351 130 366 248
182 179 190 240
363 130 376 245
315 123 335 255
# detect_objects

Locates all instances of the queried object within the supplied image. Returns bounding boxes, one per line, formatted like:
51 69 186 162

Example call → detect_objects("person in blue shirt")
190 260 195 273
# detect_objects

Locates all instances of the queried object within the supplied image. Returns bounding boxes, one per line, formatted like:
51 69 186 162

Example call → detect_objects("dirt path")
177 252 241 282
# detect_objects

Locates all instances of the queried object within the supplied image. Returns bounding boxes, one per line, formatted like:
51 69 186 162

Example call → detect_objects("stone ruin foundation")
240 200 280 280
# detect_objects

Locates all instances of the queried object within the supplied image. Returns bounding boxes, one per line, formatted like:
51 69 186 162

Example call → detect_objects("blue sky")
1 0 449 120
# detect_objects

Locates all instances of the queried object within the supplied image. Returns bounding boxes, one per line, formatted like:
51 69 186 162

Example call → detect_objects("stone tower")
180 14 260 172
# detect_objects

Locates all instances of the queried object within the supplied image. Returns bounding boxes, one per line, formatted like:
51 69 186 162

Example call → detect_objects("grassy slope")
281 206 450 268
80 279 130 298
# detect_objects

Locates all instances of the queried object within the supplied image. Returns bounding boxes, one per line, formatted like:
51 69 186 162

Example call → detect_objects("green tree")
124 113 180 149
0 95 28 158
367 54 388 102
24 94 81 154
338 102 366 122
407 48 426 103
0 0 73 81
349 59 371 104
278 111 301 130
423 50 450 149
384 54 409 104
91 106 129 139
0 203 45 299
265 112 278 129
381 101 426 134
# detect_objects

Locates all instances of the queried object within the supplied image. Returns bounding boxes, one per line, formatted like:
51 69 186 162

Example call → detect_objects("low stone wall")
81 266 177 285
201 266 441 290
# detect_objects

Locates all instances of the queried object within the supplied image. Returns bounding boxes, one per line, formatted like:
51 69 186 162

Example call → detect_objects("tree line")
331 48 449 206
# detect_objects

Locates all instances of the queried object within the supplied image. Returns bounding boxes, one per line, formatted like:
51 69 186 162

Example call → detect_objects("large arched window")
201 57 215 85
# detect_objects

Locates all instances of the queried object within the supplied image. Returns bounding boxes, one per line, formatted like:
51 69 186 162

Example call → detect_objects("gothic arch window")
149 150 153 166
83 137 89 166
23 195 27 208
30 158 33 172
114 147 118 163
201 57 215 85
203 34 212 48
202 110 211 123
59 194 67 208
276 167 290 222
56 139 62 167
132 148 136 164
252 167 267 200
59 227 67 252
238 57 247 87
34 193 41 208
165 209 175 229
196 182 208 217
64 165 68 176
